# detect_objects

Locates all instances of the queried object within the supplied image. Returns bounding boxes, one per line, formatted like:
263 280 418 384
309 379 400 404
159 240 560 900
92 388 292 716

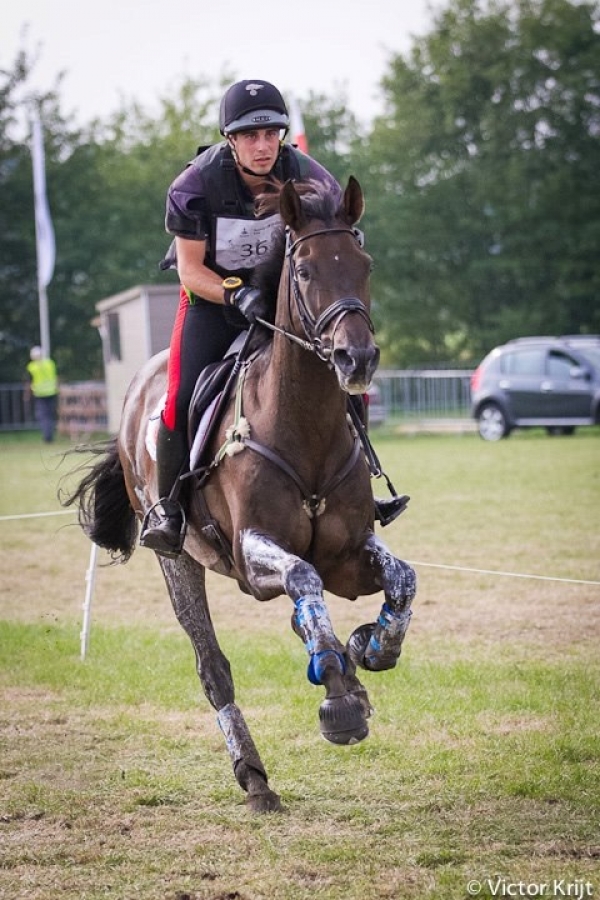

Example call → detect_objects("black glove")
223 277 269 324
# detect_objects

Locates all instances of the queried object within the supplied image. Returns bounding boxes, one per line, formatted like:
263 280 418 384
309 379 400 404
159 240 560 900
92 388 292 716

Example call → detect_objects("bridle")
256 226 374 365
188 222 382 516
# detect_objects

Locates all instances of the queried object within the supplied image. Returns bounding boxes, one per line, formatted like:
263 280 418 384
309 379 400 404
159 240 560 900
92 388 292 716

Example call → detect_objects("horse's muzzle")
333 344 381 393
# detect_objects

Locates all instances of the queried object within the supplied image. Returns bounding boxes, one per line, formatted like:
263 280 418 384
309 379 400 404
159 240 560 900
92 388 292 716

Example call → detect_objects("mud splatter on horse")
62 178 416 812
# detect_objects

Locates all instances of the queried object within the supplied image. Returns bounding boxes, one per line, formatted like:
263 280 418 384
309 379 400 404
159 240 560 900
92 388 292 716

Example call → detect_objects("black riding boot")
374 494 410 526
349 394 410 527
140 421 188 557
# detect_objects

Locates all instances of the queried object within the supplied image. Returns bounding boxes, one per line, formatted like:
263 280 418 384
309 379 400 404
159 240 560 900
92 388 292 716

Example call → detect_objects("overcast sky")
4 0 441 127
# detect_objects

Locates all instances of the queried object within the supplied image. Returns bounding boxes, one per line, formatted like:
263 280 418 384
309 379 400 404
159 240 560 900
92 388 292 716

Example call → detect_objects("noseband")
257 227 374 364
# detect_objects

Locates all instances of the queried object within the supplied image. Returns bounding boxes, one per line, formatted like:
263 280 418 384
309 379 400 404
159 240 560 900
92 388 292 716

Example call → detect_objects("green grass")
1 619 599 898
1 430 599 899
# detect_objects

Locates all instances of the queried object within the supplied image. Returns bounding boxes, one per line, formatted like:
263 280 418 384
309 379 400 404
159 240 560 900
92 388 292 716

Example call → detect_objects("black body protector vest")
161 143 310 281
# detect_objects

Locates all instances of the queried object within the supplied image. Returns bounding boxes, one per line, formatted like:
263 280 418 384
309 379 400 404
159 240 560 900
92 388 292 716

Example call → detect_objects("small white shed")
95 284 179 433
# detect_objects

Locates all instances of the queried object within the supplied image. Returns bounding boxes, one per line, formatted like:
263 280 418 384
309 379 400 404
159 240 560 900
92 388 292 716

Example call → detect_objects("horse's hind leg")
158 552 282 813
348 533 416 672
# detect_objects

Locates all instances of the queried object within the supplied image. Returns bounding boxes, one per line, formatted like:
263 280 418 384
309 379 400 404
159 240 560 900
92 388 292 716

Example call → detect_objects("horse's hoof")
346 622 375 670
246 789 284 814
319 694 369 745
350 685 374 719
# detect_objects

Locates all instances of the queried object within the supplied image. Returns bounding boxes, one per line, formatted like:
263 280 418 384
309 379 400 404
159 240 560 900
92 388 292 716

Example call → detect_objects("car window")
502 348 545 376
576 346 600 369
547 351 577 379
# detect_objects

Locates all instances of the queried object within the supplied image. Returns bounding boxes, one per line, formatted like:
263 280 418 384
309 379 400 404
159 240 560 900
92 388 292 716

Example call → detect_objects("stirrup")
140 498 187 558
374 494 410 527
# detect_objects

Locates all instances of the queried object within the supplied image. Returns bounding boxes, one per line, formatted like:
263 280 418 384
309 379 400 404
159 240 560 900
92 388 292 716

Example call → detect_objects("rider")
140 79 407 557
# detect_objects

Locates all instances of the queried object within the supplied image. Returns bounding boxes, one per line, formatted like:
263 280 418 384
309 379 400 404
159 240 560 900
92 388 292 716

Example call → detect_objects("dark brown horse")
63 177 416 812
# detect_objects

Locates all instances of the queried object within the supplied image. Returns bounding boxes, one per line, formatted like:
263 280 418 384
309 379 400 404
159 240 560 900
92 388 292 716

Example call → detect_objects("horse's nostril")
333 348 354 374
334 346 380 378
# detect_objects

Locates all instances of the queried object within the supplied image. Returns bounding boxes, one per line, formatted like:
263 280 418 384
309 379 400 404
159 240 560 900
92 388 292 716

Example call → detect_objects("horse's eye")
296 265 310 281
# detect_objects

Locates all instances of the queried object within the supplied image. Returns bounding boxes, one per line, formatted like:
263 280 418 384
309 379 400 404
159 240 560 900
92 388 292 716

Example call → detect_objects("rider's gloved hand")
223 277 269 324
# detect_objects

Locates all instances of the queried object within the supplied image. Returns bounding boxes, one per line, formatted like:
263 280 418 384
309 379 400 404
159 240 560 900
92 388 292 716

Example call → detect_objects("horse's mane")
251 179 342 301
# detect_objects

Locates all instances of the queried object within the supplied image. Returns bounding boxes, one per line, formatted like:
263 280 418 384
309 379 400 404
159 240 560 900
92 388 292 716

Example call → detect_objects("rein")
256 226 374 365
189 220 377 525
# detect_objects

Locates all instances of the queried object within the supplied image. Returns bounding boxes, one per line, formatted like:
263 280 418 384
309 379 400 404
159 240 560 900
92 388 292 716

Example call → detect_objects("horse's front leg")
348 533 417 672
158 552 282 813
240 529 369 745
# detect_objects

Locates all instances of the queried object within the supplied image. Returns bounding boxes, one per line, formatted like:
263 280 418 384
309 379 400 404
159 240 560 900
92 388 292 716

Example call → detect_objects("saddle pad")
145 394 166 461
144 391 223 468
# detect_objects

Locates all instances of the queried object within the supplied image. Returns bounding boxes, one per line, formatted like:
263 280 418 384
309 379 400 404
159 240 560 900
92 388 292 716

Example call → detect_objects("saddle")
180 329 264 576
187 331 251 477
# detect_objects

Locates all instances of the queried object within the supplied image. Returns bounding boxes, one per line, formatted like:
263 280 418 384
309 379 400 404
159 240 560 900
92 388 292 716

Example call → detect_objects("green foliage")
1 1 599 379
0 63 226 381
362 0 600 364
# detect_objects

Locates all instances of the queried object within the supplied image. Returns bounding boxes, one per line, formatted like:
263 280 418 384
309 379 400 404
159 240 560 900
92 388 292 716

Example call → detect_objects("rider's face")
230 128 282 175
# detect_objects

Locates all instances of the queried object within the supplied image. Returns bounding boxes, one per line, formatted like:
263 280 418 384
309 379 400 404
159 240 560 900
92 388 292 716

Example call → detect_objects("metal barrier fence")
0 371 474 434
374 369 473 421
0 382 107 435
0 383 36 431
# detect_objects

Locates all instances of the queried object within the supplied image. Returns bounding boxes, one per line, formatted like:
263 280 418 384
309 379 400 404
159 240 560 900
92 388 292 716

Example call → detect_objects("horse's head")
277 177 380 394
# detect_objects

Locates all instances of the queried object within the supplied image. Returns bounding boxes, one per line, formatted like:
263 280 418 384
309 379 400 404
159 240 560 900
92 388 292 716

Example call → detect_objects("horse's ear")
343 176 365 225
280 179 308 231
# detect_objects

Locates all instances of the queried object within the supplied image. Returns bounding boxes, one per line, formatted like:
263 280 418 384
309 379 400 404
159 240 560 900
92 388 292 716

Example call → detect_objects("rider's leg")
140 292 244 556
139 418 188 555
348 394 410 526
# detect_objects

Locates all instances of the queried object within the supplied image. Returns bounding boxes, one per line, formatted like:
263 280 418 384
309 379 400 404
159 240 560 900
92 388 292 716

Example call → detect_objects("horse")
62 177 416 813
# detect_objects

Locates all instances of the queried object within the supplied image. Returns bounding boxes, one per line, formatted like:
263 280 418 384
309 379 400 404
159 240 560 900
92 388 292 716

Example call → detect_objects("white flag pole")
31 111 56 358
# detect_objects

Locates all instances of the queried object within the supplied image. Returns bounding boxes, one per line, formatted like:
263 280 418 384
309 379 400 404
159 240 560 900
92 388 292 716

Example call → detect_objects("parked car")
470 335 600 440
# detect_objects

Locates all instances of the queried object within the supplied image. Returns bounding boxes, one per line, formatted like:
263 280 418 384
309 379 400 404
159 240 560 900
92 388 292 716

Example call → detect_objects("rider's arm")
175 236 227 304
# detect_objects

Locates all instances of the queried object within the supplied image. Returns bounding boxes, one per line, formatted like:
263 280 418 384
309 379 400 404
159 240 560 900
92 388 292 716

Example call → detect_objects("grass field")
1 429 599 900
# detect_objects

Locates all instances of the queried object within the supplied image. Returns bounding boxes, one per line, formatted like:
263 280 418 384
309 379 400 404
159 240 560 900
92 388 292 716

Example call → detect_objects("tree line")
1 0 598 382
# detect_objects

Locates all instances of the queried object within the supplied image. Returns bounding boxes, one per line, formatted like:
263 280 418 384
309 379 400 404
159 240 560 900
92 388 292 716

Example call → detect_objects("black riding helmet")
219 80 290 135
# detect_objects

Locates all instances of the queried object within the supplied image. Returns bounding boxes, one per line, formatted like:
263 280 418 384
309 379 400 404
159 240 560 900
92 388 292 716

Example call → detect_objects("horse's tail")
59 439 138 563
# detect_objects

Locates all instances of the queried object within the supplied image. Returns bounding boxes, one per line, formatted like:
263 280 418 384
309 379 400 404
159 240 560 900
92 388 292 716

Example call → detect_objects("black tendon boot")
348 394 410 527
140 421 188 557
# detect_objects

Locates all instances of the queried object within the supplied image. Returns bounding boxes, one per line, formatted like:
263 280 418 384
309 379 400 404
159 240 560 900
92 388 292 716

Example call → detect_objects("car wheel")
477 403 510 441
546 426 576 436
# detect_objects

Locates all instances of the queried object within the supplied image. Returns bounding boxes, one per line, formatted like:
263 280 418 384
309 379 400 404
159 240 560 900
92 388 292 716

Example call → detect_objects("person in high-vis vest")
26 346 59 442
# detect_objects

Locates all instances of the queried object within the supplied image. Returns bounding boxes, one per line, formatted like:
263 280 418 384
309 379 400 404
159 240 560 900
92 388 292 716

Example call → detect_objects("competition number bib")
215 215 280 271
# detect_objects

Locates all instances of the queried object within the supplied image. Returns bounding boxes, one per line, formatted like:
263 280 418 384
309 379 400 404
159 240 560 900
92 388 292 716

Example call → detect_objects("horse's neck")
264 335 346 440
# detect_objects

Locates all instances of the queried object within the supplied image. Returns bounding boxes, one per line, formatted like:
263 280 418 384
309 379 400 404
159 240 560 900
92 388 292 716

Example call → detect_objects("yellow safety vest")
27 358 58 398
